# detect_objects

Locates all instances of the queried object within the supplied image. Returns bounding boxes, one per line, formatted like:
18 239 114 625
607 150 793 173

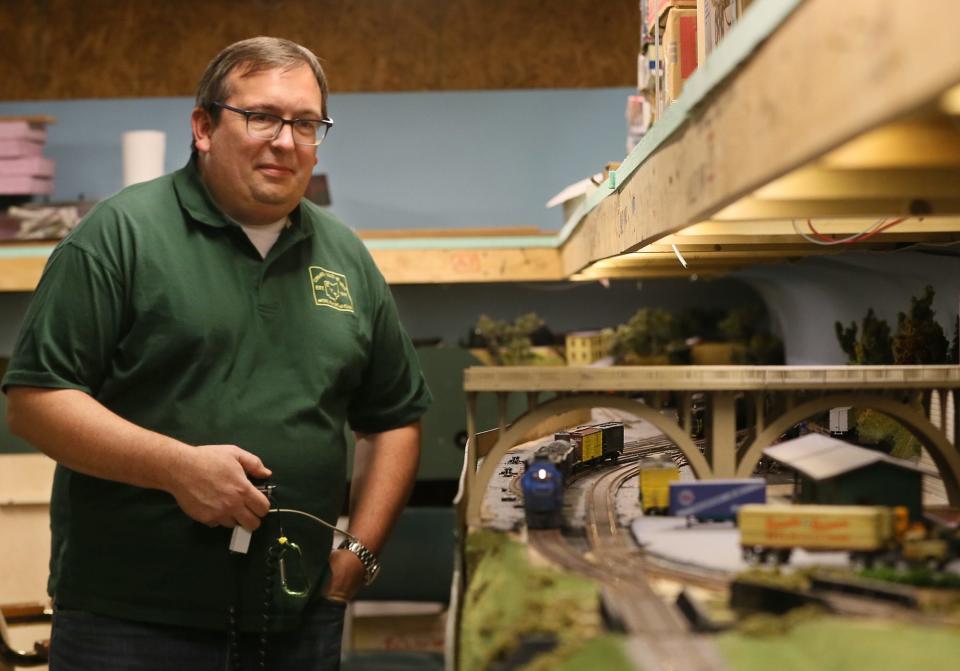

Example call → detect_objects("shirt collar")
172 157 311 238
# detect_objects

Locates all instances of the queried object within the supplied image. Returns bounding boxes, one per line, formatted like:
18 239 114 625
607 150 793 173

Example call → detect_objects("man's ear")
191 107 213 153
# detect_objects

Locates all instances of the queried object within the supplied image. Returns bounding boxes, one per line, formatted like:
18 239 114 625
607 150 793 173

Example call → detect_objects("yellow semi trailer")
738 504 950 568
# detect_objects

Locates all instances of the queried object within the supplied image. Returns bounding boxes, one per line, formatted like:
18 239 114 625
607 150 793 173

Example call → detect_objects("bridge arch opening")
465 394 708 527
736 393 960 506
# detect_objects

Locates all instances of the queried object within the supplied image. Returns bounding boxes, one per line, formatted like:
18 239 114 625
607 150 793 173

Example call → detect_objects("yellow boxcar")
576 427 603 463
738 504 893 552
639 459 680 513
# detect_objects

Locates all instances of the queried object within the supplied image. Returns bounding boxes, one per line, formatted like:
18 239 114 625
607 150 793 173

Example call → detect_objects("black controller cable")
226 484 356 670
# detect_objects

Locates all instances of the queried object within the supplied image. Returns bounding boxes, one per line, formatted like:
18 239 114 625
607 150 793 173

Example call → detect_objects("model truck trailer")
669 478 766 524
738 504 950 567
638 457 680 514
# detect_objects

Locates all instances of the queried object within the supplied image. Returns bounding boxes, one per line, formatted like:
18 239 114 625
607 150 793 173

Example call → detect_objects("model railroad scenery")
462 409 960 671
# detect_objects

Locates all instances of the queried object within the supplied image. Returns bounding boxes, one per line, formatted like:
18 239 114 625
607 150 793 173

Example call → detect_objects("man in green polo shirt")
2 37 431 670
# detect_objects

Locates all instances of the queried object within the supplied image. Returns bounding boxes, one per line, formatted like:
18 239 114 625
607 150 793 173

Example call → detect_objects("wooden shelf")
0 244 51 292
3 0 958 290
559 0 960 278
0 231 564 291
464 365 960 393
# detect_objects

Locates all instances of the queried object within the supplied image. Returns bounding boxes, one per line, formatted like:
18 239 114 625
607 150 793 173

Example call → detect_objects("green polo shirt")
2 160 431 631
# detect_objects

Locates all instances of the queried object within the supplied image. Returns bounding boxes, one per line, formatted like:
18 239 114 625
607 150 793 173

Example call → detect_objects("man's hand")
324 547 366 603
167 444 272 529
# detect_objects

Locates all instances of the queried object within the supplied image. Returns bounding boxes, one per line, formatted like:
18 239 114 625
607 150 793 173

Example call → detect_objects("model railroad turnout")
479 414 960 670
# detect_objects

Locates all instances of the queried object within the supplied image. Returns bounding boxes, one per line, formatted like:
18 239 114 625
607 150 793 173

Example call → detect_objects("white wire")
269 508 357 542
671 244 688 268
791 217 888 246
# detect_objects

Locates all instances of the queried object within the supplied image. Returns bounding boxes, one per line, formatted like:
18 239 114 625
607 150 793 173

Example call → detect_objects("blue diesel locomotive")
521 453 565 528
521 422 624 529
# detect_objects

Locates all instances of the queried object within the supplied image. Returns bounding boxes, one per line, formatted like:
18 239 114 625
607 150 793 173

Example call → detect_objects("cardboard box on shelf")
646 0 697 34
638 45 664 93
664 8 698 102
626 95 653 153
697 0 753 63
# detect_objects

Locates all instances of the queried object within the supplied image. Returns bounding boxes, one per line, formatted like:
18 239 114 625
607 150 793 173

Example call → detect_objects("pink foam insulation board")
0 156 55 177
0 121 48 142
0 139 45 158
0 175 54 195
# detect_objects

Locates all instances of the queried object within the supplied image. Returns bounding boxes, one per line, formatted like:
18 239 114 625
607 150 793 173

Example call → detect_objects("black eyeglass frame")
211 101 334 146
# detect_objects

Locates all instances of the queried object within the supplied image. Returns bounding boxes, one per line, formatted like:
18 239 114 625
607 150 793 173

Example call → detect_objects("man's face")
192 64 322 225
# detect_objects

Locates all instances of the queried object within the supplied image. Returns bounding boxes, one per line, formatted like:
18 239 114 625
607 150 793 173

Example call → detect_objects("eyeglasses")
212 102 333 146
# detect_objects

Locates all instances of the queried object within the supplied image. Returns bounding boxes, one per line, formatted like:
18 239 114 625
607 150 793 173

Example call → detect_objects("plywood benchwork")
2 0 959 289
0 453 55 669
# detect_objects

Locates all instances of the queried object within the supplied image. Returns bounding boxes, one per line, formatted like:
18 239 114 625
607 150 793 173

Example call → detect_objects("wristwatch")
337 538 381 586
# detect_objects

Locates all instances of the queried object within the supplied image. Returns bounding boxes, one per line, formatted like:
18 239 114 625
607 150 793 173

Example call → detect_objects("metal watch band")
337 538 381 585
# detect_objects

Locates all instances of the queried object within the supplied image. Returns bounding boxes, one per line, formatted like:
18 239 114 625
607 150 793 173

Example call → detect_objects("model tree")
474 313 545 365
835 308 893 364
948 315 959 364
609 307 675 364
851 286 948 461
675 307 726 342
719 305 785 364
892 285 949 364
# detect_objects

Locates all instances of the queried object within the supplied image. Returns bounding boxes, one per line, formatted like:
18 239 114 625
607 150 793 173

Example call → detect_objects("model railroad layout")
488 421 960 670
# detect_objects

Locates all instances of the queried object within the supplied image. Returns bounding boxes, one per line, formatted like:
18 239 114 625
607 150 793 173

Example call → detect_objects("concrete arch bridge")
462 365 960 528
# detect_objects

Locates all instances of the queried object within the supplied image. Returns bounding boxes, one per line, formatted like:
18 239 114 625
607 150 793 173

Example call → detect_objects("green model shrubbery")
834 285 954 459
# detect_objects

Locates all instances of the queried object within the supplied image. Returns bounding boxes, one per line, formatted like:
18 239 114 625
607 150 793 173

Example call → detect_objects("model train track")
532 457 729 670
579 461 938 632
521 426 949 645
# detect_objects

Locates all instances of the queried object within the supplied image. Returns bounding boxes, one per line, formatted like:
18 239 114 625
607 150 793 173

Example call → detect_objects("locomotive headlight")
537 468 547 480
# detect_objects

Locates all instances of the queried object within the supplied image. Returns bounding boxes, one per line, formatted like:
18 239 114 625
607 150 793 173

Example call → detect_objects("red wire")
854 217 906 242
805 219 838 242
805 217 908 244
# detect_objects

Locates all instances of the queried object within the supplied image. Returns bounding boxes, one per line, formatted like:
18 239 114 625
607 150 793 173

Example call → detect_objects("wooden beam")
0 256 46 292
675 217 960 235
463 365 960 393
560 0 960 275
712 197 960 220
598 249 843 263
820 117 960 169
571 268 731 280
754 167 960 201
645 235 960 251
357 226 544 239
369 247 564 284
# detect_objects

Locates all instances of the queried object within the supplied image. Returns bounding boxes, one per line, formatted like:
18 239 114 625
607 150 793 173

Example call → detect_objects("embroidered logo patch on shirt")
309 266 354 313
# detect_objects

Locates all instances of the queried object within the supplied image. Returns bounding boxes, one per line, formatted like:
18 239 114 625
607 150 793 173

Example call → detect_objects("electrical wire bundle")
792 217 909 246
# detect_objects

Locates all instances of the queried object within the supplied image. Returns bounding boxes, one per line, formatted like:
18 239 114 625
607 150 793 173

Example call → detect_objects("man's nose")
270 122 296 149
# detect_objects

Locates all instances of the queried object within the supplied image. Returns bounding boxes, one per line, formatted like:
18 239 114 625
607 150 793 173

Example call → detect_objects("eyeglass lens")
247 113 327 145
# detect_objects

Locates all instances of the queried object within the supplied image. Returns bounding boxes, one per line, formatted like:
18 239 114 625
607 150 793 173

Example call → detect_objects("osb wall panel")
0 0 638 100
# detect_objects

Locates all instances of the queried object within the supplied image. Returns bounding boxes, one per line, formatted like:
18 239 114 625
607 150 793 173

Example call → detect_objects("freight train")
738 503 955 568
520 421 625 529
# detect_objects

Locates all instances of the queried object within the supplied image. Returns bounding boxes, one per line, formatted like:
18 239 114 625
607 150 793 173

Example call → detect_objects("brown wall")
0 0 638 100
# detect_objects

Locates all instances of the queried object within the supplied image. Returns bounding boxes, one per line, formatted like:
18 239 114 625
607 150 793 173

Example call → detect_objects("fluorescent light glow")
942 84 960 115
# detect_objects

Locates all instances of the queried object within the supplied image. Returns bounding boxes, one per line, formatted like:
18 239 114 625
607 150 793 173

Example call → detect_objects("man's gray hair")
192 37 329 152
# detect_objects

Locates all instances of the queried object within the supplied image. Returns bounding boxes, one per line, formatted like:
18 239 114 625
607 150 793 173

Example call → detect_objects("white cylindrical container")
122 130 166 187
